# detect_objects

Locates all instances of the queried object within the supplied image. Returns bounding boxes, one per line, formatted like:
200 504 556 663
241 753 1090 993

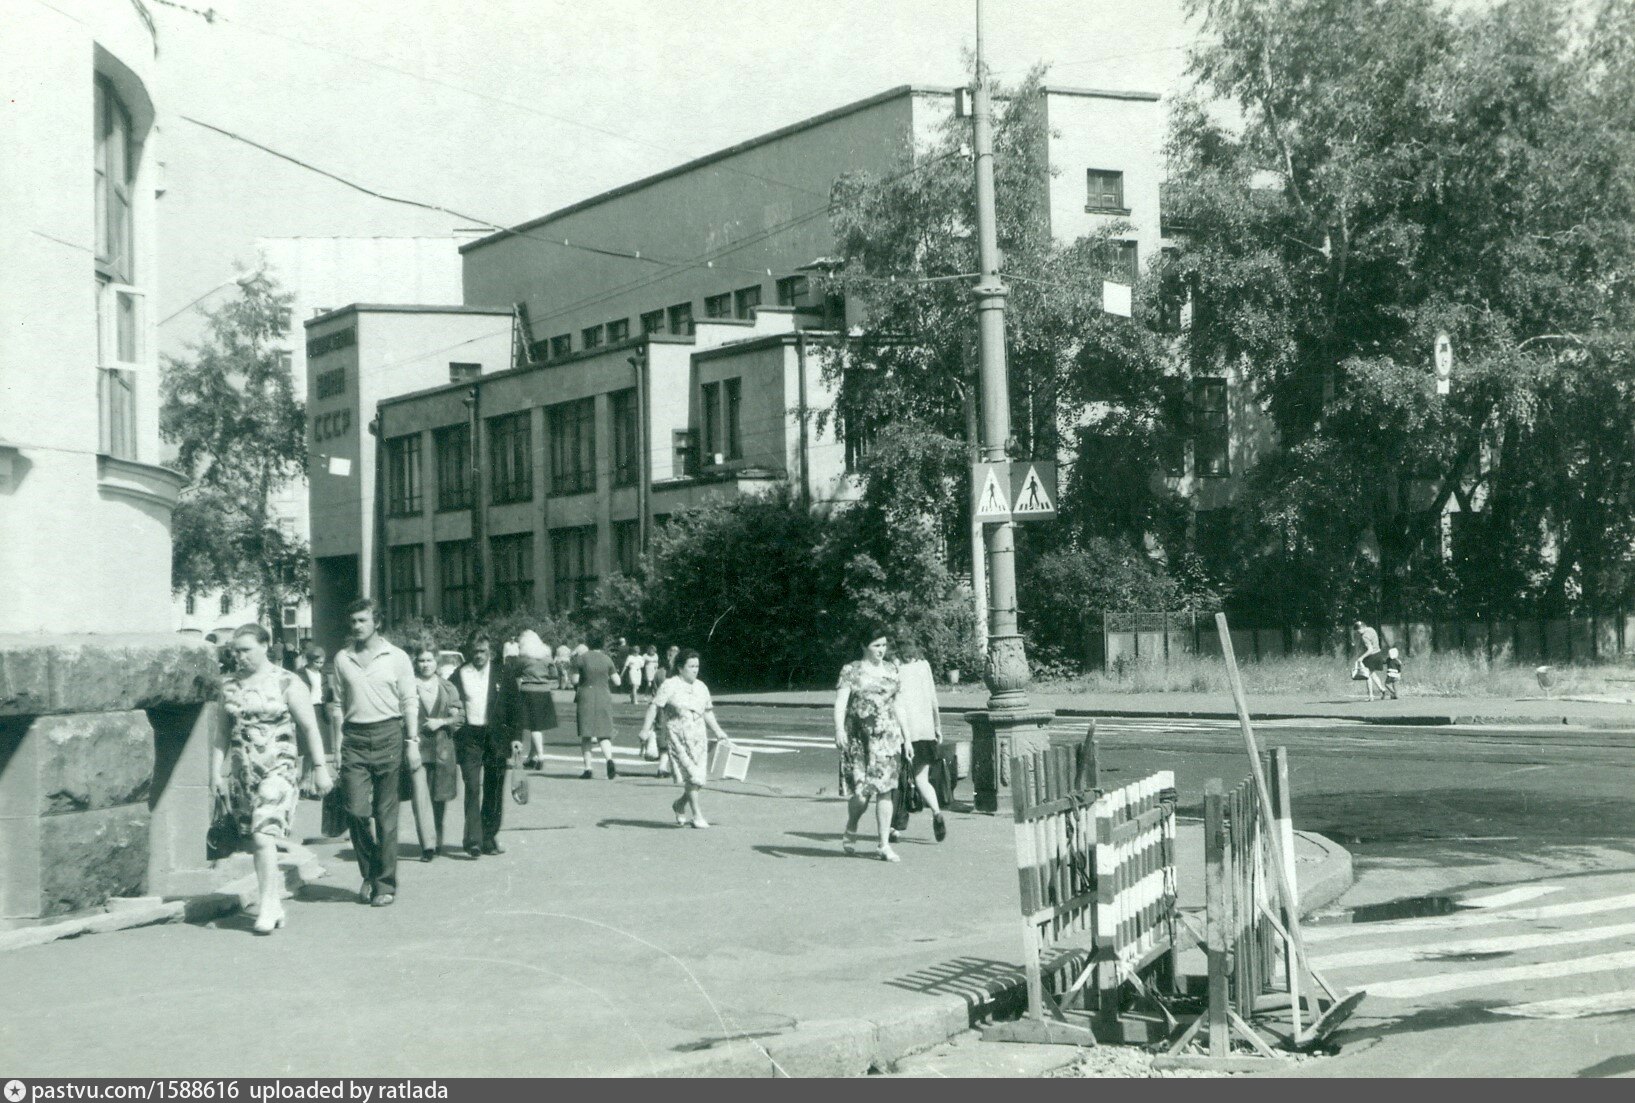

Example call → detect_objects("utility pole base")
967 707 1057 813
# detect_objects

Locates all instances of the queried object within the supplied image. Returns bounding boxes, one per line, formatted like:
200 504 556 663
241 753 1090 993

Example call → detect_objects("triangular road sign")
973 462 1012 522
1011 462 1057 518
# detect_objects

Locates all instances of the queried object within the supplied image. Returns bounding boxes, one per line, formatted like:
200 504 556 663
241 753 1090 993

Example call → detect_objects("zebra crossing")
1307 878 1635 1020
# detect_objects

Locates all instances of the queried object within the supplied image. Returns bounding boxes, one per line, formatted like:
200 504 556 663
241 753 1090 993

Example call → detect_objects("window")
550 334 572 360
389 544 428 622
529 338 551 364
724 378 743 459
1192 377 1229 477
1194 508 1234 564
581 324 605 350
734 285 762 318
1086 168 1125 213
384 434 423 516
667 301 694 336
449 361 480 384
98 367 137 459
1158 376 1187 476
844 422 873 474
610 388 639 488
551 526 598 611
490 533 534 611
185 594 196 616
95 77 134 283
219 593 231 617
437 540 476 622
434 424 472 510
548 397 596 495
640 309 665 336
606 318 630 343
1102 240 1139 286
282 606 299 628
776 275 809 306
701 381 721 463
612 520 641 577
1157 247 1186 333
488 411 533 504
673 429 697 477
704 292 732 319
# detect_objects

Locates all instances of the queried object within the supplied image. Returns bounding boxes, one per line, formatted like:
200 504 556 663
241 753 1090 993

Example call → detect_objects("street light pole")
967 0 1054 810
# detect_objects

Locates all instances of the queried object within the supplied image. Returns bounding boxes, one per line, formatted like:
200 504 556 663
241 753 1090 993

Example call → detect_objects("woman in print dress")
637 650 731 828
212 624 330 934
833 626 913 862
405 644 464 859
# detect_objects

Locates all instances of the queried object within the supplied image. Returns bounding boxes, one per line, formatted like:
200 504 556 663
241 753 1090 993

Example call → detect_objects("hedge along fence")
1087 609 1635 672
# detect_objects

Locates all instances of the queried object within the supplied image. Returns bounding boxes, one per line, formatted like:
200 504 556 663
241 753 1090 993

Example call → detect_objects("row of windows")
529 274 818 364
1158 376 1230 478
182 593 236 617
385 523 646 623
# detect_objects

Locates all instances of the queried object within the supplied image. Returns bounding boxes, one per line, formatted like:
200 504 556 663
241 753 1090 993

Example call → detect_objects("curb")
0 841 329 953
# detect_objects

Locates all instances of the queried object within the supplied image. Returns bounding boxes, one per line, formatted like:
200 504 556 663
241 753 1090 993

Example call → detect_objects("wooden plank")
1204 779 1229 1058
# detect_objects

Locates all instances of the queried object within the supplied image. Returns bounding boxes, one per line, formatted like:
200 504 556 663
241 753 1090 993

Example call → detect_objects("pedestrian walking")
214 624 331 934
407 643 464 859
894 639 949 843
652 645 681 778
570 635 619 779
833 626 912 862
642 645 660 697
554 643 573 690
622 646 646 704
453 632 516 858
1351 619 1388 701
1384 646 1403 700
514 630 559 769
329 598 419 908
297 643 333 796
636 649 732 828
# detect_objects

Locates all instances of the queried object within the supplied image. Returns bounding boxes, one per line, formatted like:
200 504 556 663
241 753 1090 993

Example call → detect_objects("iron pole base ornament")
966 706 1056 814
982 631 1032 711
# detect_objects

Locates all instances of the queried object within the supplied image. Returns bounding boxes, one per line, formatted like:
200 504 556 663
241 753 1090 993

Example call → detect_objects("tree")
162 269 309 643
1170 0 1635 623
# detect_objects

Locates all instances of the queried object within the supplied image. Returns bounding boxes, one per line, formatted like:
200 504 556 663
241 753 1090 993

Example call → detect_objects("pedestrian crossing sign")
973 462 1012 522
1010 461 1057 520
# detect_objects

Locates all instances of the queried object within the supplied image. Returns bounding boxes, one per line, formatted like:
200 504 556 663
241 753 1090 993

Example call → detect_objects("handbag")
320 785 348 838
640 731 660 761
205 794 245 861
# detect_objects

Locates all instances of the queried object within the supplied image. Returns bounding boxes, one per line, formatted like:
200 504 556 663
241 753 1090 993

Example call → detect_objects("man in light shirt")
329 598 418 907
453 632 516 858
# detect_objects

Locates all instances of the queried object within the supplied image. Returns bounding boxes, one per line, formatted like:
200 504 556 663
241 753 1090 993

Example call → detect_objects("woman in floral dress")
833 627 913 862
213 624 330 934
637 650 732 828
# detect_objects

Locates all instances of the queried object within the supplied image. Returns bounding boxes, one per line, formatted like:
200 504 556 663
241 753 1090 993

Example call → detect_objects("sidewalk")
712 687 1635 729
0 764 1350 1078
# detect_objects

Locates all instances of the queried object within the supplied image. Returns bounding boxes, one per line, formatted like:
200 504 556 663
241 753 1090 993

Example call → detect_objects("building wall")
1040 88 1165 260
0 0 181 635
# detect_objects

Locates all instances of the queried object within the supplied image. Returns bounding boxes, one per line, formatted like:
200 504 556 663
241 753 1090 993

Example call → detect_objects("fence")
985 728 1180 1046
1090 609 1635 671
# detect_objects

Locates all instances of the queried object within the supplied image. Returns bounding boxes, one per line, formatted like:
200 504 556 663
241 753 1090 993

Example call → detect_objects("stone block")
0 816 43 924
0 634 219 718
38 805 150 917
33 710 154 814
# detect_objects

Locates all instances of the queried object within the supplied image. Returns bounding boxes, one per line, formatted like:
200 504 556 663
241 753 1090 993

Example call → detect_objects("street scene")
4 0 1635 1085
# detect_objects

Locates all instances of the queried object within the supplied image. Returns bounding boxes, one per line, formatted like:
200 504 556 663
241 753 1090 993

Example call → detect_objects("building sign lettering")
312 409 351 442
306 326 357 359
315 367 346 400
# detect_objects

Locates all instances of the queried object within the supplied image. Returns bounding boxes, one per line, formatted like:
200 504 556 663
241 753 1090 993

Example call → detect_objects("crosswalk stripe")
1305 892 1635 943
1491 989 1635 1020
1364 948 1635 1000
1463 885 1562 909
1314 920 1635 971
729 737 833 749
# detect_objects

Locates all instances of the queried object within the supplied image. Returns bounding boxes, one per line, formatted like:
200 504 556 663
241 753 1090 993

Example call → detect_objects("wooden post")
1077 720 1099 791
1204 778 1229 1057
1270 746 1304 1036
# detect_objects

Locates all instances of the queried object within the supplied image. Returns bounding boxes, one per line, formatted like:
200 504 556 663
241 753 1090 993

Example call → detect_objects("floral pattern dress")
837 659 904 799
652 677 715 787
222 666 303 840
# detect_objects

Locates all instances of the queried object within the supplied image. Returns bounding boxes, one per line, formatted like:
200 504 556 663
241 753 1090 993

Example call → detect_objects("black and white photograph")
3 0 1634 1082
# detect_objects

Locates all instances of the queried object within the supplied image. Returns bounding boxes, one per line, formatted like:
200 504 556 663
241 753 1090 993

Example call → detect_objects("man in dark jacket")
452 632 516 857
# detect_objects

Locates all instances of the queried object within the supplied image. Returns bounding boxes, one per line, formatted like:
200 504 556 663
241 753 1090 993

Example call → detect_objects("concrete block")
1569 617 1593 662
33 710 153 814
0 634 219 718
1229 629 1256 661
38 805 150 917
1594 617 1620 661
0 815 43 924
1462 620 1488 656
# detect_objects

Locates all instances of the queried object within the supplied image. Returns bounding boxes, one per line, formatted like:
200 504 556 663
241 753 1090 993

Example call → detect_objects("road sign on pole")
1010 461 1057 521
973 461 1012 522
1435 331 1453 395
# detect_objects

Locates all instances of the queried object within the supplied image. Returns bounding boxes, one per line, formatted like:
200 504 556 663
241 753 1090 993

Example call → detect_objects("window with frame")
673 429 697 478
384 434 423 516
724 377 742 460
1192 377 1229 477
388 544 425 623
219 593 231 616
489 533 534 611
551 526 598 611
433 424 472 510
1158 376 1187 476
704 292 732 319
776 275 809 306
606 318 630 343
487 411 533 504
733 285 762 319
548 397 596 495
1086 168 1125 213
437 540 476 622
1107 240 1139 286
550 334 572 359
666 301 694 336
612 520 641 577
529 338 551 363
640 309 665 336
700 381 721 462
95 77 135 283
581 324 605 350
185 594 196 616
610 388 639 488
449 361 480 384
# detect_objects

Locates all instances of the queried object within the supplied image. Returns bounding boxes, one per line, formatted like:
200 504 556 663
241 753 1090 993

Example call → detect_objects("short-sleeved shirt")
1358 626 1380 654
332 636 416 725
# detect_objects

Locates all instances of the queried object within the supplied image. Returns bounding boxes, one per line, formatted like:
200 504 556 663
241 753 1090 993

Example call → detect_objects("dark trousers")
342 719 403 896
458 725 510 849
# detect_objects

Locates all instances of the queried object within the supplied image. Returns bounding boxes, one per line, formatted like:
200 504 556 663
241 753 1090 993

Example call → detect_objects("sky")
151 0 1196 348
